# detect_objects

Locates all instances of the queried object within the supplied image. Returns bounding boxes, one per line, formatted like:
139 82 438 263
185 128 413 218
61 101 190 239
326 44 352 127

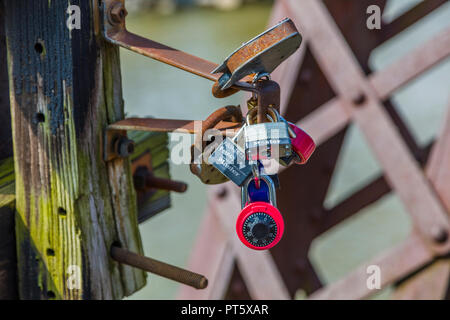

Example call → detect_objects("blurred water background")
122 0 450 299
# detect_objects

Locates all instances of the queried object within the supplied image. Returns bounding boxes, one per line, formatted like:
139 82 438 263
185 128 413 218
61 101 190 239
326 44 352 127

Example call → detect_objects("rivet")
217 187 228 199
352 92 367 106
431 227 448 244
109 2 128 24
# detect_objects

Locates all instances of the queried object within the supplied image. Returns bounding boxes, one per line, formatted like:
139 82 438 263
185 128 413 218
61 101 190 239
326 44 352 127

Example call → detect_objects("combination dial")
242 212 277 248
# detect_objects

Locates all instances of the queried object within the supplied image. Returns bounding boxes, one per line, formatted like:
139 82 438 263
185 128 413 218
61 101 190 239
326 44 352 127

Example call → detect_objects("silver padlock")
208 124 254 186
244 108 292 161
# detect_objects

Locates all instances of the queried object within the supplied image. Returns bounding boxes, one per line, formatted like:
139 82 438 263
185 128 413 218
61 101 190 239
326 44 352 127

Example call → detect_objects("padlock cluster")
188 18 309 251
191 89 316 251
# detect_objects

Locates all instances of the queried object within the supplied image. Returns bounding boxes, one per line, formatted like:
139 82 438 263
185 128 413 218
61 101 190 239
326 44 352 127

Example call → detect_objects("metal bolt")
109 2 128 25
134 167 187 193
116 137 135 158
111 245 208 289
352 92 367 106
148 174 187 193
216 187 228 199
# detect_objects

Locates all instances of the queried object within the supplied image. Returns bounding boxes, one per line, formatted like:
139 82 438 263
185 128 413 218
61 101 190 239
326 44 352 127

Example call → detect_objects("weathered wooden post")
4 0 146 299
0 0 18 300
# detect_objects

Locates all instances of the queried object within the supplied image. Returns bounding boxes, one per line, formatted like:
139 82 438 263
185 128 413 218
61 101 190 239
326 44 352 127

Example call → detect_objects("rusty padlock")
212 18 302 90
190 105 243 184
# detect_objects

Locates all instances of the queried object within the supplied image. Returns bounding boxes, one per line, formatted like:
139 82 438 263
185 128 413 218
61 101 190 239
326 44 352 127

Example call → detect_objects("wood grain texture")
0 0 17 299
4 0 145 299
0 157 18 299
0 1 12 160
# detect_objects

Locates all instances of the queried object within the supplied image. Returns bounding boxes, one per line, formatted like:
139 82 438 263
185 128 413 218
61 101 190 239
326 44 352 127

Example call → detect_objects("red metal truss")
179 0 450 300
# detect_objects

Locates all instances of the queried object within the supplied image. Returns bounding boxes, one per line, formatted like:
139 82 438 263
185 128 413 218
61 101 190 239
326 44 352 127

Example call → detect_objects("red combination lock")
237 175 284 250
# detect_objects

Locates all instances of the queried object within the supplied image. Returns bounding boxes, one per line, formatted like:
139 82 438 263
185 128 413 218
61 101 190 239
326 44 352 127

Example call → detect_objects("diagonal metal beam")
385 98 450 299
379 0 449 44
320 140 433 234
287 26 450 155
285 0 450 257
177 201 233 300
371 27 450 99
309 233 434 299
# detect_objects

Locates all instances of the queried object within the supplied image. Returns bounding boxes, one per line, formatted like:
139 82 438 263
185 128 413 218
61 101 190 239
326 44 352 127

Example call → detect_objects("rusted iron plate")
213 18 302 90
103 0 254 99
108 28 220 82
104 0 217 81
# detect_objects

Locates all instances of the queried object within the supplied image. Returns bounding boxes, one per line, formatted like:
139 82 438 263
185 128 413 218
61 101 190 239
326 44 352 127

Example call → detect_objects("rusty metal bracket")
102 0 253 98
101 0 300 99
103 80 280 161
106 117 241 134
104 117 242 161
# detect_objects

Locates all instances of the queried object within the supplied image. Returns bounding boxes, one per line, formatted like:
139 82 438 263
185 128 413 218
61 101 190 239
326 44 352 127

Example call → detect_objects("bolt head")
217 187 228 199
352 92 367 106
117 137 135 158
431 226 448 244
109 2 128 24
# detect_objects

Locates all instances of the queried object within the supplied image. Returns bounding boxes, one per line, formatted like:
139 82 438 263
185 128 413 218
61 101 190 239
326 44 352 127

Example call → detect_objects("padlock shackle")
246 107 279 126
241 174 277 209
190 106 244 184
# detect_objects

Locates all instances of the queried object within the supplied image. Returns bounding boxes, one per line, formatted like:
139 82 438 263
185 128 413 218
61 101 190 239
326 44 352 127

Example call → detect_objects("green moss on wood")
6 0 146 300
0 157 14 208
